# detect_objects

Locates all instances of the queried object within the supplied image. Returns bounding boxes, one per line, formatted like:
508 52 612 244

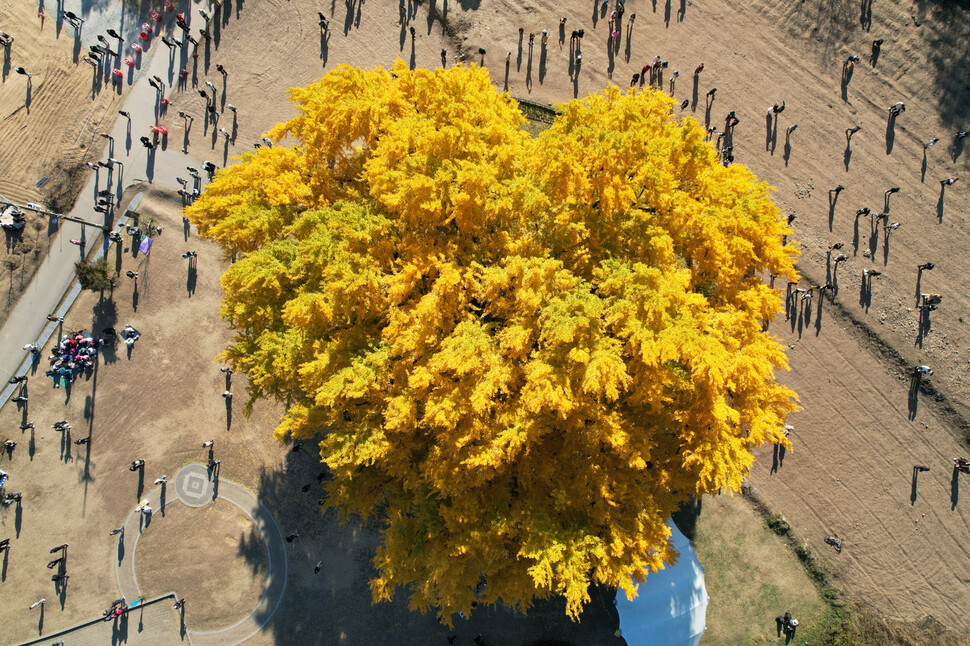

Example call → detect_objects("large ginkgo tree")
186 60 799 624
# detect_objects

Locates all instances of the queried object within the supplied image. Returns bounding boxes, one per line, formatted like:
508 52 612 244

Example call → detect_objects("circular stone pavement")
115 463 288 646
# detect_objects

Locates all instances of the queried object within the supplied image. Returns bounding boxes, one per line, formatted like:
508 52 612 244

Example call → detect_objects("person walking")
129 459 145 471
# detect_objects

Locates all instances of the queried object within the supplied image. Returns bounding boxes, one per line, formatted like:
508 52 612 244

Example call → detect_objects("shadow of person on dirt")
908 371 920 420
951 466 960 510
936 183 947 222
91 294 118 364
885 113 896 154
910 467 925 505
186 258 197 297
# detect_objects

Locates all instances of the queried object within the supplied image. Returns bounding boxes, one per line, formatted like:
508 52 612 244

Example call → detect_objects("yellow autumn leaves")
185 60 799 624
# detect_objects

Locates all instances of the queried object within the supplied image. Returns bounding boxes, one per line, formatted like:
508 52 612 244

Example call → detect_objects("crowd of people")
43 331 103 388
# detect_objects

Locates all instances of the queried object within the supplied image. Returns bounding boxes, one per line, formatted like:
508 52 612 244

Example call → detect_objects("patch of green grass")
690 494 834 645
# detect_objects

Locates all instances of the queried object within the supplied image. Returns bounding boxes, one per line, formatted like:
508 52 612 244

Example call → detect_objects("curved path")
115 464 288 646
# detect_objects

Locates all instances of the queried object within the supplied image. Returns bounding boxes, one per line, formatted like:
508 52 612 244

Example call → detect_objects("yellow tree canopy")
186 60 799 624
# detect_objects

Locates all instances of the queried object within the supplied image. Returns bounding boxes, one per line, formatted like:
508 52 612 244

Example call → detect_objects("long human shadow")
538 44 547 84
916 306 933 349
237 455 626 645
828 190 840 231
937 184 946 222
860 273 872 312
951 466 960 510
908 372 920 420
885 113 896 154
624 22 633 62
186 258 197 296
814 295 824 336
765 113 773 151
2 43 11 82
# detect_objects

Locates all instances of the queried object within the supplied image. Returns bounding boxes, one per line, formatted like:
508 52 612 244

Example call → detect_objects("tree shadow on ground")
238 451 625 646
671 495 702 540
927 3 970 128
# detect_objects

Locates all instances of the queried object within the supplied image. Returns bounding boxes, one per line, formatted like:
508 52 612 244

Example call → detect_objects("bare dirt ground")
1 0 969 643
0 189 288 643
134 498 268 631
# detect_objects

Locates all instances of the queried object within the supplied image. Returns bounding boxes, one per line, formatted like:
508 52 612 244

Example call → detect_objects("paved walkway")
14 594 185 646
0 2 212 386
115 464 288 646
2 8 280 645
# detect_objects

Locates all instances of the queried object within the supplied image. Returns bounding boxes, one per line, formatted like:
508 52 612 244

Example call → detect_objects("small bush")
766 513 791 536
